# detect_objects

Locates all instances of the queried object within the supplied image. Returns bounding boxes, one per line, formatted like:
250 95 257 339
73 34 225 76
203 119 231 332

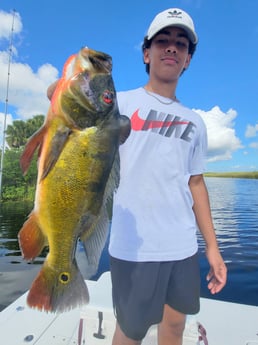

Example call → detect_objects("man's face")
143 27 192 80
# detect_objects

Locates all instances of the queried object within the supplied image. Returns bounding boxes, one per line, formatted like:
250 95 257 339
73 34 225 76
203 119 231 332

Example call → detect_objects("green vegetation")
204 171 258 179
1 115 44 202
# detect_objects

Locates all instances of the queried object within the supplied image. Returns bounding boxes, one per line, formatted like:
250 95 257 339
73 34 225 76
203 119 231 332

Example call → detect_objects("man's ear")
143 49 150 65
184 54 191 70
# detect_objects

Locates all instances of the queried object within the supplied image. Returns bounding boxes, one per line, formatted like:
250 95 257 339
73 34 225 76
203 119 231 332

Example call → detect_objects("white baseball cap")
147 8 198 44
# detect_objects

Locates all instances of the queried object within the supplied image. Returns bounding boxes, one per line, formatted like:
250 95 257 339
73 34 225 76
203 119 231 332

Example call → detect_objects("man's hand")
47 80 59 100
206 248 227 294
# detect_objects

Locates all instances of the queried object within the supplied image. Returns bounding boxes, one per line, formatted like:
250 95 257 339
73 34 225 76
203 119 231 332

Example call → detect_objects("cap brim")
148 23 198 44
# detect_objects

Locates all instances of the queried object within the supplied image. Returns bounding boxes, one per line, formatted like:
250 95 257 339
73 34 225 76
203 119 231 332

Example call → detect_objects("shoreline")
204 171 258 179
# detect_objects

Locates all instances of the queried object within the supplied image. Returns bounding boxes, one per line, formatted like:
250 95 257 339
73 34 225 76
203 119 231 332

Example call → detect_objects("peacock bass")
18 47 131 313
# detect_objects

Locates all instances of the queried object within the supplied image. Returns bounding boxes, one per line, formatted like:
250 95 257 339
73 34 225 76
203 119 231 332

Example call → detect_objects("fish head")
51 47 118 129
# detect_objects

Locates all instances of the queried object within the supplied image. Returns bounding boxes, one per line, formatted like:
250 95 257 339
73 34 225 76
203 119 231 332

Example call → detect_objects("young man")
47 8 227 345
108 8 227 345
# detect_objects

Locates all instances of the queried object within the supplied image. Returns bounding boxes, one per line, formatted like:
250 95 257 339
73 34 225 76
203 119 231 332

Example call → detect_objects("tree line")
0 115 45 202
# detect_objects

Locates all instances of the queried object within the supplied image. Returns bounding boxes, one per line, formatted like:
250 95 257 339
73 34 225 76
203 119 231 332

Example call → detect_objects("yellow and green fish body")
18 47 130 312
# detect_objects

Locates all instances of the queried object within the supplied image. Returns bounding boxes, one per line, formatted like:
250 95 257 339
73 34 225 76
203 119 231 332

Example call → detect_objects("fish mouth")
81 47 112 74
59 47 116 128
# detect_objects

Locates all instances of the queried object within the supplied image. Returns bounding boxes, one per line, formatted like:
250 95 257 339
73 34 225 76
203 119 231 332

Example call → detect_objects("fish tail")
18 212 47 260
27 259 89 312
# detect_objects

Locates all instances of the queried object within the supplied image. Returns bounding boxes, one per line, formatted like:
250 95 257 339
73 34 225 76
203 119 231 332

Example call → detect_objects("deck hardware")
93 311 105 339
78 318 84 345
23 334 34 342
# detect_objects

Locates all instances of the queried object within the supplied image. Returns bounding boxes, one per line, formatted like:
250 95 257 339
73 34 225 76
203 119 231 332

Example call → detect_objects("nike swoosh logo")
131 110 189 131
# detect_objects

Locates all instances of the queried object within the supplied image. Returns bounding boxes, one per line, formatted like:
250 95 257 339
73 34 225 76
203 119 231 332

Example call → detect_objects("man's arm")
189 174 227 294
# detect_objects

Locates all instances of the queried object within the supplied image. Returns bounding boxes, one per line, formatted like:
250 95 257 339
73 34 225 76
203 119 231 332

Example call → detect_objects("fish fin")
27 259 89 313
20 126 47 175
80 153 119 278
18 212 47 261
105 151 120 219
119 115 131 145
105 151 120 200
80 208 110 279
40 126 72 180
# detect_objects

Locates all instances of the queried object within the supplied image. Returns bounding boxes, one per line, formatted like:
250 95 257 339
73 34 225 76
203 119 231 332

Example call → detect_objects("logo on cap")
167 10 182 18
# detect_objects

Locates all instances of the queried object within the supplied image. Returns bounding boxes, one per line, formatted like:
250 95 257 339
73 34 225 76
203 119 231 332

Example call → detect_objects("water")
198 178 258 306
0 177 258 311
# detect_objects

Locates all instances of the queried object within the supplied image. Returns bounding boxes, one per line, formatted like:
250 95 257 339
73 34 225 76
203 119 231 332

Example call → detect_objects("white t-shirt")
109 87 207 262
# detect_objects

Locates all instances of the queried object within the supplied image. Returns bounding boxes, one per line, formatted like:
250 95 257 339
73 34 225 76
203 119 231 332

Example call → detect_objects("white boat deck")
0 271 258 345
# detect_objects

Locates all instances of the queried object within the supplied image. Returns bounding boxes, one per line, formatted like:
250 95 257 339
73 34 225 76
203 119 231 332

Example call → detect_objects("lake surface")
0 177 258 311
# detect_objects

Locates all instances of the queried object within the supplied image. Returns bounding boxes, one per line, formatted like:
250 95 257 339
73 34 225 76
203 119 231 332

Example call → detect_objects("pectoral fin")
80 207 110 279
20 126 47 175
119 115 131 144
80 154 119 278
40 126 72 180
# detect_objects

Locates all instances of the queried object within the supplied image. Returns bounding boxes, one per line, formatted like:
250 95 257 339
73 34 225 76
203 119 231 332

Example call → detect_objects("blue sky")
0 0 257 172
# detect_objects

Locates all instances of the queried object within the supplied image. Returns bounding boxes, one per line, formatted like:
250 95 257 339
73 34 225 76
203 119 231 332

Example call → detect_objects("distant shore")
204 171 258 179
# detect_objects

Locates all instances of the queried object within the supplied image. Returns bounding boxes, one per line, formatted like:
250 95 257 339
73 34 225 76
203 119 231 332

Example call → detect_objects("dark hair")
142 35 197 74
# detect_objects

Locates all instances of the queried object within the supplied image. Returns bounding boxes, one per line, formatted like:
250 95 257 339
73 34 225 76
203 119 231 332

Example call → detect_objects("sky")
0 0 257 172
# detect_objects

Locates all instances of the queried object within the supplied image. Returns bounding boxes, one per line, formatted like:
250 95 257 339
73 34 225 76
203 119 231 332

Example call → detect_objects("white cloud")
249 142 258 149
194 106 243 162
245 123 258 138
0 52 59 120
0 10 59 148
0 57 58 145
0 10 22 40
1 58 58 118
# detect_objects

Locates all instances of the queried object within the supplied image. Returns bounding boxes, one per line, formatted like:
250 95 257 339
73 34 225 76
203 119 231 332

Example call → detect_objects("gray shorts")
109 253 200 341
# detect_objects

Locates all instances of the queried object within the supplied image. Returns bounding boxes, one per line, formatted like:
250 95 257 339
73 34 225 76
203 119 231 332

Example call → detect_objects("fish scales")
18 47 131 313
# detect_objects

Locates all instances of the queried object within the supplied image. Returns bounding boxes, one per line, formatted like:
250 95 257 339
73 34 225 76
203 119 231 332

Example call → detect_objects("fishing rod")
0 10 16 200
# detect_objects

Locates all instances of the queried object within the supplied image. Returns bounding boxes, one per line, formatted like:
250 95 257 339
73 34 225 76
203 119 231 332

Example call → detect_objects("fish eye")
102 90 114 104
